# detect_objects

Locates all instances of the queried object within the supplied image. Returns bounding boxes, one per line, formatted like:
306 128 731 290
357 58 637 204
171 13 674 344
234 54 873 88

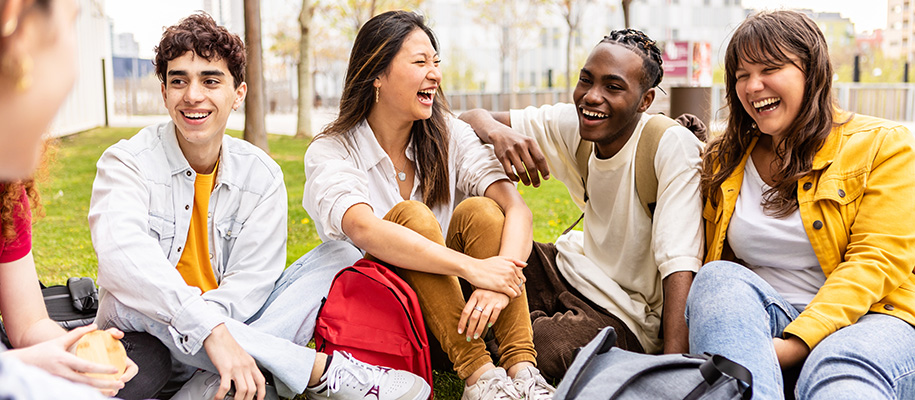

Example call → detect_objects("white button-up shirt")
89 121 287 355
303 118 507 243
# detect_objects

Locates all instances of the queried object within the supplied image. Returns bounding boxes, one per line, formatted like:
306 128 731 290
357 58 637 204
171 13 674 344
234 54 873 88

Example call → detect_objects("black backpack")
555 327 753 400
0 277 98 348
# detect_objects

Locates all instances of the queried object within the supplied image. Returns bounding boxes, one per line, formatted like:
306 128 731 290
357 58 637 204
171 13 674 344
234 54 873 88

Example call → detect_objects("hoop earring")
375 86 380 103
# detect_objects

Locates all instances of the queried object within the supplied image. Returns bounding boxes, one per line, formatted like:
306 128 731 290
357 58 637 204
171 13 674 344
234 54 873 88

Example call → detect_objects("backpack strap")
634 114 679 218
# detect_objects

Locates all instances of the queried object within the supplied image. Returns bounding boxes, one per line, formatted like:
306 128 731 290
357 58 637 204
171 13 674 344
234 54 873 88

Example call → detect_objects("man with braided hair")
460 29 704 379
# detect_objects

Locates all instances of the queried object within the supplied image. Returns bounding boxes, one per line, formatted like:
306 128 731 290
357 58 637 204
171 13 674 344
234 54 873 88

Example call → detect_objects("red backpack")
315 259 433 398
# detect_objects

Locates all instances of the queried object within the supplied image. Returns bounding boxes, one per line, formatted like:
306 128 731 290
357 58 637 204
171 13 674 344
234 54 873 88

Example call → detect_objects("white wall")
48 0 113 138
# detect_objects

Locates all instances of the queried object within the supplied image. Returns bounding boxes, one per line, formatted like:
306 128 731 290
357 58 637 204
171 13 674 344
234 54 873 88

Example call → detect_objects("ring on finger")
474 306 484 312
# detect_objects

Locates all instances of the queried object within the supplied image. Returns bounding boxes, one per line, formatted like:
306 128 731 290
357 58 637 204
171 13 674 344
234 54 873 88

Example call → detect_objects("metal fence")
446 84 915 123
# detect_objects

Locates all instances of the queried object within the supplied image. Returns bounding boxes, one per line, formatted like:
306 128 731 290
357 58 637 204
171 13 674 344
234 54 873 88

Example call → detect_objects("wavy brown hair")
154 12 246 88
701 10 838 216
316 11 451 207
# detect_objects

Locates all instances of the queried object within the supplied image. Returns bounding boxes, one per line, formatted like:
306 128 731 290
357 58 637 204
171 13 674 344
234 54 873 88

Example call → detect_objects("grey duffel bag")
554 327 753 400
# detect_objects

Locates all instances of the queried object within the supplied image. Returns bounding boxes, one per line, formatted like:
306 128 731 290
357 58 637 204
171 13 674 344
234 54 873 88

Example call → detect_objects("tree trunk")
622 0 632 28
296 0 314 139
244 0 269 152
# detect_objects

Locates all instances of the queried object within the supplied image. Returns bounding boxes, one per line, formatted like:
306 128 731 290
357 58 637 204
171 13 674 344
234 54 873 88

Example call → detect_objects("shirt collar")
161 120 228 183
351 120 415 169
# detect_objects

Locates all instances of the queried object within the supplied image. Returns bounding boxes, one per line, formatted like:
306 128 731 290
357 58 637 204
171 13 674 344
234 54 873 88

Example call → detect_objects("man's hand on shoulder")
203 324 266 400
459 109 550 187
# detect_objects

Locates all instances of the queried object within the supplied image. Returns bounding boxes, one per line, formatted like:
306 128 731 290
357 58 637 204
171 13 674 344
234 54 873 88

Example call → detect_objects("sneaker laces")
516 371 555 400
326 351 387 394
478 374 523 400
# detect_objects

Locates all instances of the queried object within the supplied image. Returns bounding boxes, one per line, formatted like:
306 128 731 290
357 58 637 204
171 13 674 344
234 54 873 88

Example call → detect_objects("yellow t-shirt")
175 163 219 293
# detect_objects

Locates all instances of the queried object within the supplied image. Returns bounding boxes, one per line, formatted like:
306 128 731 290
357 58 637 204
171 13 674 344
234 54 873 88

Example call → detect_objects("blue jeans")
686 261 915 400
97 240 362 398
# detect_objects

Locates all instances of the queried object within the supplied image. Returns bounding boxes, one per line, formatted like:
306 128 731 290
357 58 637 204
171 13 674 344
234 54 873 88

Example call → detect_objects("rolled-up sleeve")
90 146 227 355
303 138 373 241
651 126 705 278
451 118 508 196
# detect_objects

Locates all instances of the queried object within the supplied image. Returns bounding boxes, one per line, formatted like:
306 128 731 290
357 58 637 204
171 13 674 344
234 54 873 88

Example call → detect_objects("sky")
107 0 891 58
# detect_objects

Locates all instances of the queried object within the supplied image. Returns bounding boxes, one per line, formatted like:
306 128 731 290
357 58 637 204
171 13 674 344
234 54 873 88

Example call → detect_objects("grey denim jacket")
89 121 287 355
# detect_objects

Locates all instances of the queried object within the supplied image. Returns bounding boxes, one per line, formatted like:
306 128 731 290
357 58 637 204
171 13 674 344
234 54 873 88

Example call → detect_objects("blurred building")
886 0 914 61
857 29 885 55
630 0 746 66
803 10 856 53
49 0 113 137
203 0 245 37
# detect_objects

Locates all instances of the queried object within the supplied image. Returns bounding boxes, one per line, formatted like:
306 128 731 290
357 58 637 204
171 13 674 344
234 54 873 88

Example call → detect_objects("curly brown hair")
153 12 246 89
701 10 839 217
1 180 41 244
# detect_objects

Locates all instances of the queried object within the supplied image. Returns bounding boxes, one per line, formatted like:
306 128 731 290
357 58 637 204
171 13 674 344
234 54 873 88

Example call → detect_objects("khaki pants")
367 197 537 379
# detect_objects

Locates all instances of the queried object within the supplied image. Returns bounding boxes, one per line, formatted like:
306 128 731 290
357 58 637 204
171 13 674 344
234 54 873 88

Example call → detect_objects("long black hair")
317 11 452 207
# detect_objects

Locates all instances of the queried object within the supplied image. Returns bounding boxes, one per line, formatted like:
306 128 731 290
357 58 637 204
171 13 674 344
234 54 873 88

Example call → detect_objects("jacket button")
838 189 846 198
813 220 823 230
177 246 182 252
185 205 190 210
803 182 812 190
884 304 895 311
186 171 192 177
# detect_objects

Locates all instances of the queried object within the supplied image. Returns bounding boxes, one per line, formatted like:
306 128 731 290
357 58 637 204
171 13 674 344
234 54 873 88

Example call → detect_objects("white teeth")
752 97 780 109
183 112 209 119
581 109 608 118
418 89 435 95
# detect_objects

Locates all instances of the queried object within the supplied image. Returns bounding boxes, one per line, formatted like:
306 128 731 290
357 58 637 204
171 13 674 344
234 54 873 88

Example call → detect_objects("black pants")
116 332 173 400
524 242 644 381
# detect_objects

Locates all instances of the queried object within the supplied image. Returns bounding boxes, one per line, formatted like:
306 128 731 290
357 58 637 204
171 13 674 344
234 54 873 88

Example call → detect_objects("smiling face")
734 54 805 141
572 42 653 158
161 51 246 154
372 28 441 125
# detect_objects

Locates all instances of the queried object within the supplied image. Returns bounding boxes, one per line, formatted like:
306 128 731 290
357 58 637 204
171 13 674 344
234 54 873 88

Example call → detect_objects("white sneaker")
512 367 555 400
461 367 522 400
304 351 430 400
171 369 279 400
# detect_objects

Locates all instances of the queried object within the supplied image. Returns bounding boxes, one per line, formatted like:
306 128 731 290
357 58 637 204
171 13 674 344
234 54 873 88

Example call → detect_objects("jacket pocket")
148 214 176 257
215 217 244 258
813 169 865 205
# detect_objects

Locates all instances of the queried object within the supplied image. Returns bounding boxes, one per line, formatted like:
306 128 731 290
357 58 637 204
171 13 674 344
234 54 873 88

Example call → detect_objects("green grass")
31 126 579 399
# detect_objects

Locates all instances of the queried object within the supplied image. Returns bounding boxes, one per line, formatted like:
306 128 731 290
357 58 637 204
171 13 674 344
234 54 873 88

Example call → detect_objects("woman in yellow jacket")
686 10 915 400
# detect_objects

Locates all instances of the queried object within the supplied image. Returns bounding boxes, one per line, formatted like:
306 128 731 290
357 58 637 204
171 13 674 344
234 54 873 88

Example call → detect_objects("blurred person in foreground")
0 0 137 398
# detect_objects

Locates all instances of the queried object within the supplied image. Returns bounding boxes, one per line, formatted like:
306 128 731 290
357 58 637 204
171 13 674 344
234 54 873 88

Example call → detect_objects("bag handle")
683 354 753 400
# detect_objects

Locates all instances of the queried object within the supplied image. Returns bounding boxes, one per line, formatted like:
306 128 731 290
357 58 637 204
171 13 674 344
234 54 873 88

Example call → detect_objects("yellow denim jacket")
704 113 915 349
